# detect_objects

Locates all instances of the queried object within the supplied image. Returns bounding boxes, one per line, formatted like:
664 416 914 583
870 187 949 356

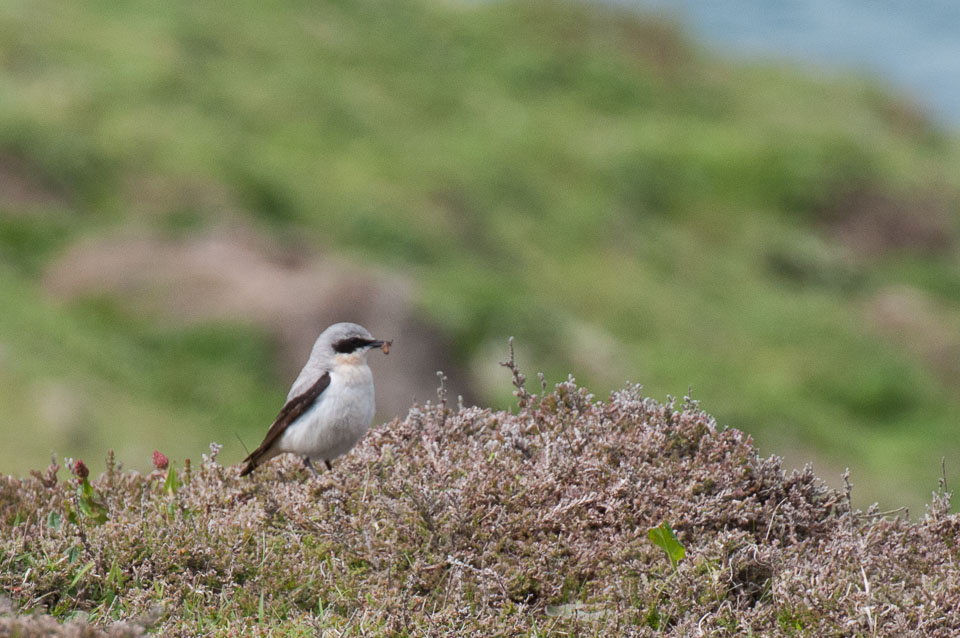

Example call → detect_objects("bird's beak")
370 339 391 355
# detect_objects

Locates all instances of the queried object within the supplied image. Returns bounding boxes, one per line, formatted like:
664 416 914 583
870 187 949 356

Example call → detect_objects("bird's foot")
303 457 322 478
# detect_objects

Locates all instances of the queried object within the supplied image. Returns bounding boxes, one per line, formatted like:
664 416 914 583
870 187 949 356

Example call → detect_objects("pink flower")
72 459 89 479
153 450 170 470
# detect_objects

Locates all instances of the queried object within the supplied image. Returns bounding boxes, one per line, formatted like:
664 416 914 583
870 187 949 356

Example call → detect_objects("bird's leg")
324 460 333 472
303 457 322 478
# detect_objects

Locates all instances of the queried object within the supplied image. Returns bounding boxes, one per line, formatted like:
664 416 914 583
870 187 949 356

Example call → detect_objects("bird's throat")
333 352 365 367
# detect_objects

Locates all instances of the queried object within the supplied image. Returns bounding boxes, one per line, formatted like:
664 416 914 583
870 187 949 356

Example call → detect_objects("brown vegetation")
1 376 957 635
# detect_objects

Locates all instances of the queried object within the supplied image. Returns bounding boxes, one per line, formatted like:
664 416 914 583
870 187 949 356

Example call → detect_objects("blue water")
623 0 960 128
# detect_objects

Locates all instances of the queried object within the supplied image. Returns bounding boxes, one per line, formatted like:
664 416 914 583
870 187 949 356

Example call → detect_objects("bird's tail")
239 446 270 477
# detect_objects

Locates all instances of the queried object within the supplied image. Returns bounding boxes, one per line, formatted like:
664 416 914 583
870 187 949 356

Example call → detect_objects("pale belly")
276 367 376 461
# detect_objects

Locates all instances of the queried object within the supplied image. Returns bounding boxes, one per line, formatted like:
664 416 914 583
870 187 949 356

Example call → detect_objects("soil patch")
865 285 960 386
823 185 956 258
0 153 68 212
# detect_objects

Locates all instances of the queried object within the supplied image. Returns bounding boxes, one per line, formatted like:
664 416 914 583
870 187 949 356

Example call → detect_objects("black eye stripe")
333 337 374 353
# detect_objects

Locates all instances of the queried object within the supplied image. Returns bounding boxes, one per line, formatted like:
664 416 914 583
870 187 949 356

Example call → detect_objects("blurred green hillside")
1 0 959 511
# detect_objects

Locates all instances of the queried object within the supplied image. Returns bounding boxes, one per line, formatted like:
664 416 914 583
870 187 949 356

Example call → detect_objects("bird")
240 322 391 477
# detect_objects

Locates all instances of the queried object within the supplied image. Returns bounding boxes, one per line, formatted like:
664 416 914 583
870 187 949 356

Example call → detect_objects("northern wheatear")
240 322 391 477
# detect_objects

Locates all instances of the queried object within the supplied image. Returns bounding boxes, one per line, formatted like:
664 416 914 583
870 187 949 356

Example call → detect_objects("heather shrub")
1 375 958 635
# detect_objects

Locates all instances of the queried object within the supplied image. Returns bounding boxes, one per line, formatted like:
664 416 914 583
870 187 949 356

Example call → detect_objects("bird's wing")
240 371 331 476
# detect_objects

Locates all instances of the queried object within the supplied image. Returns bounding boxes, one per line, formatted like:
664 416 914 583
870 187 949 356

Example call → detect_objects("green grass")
0 0 958 510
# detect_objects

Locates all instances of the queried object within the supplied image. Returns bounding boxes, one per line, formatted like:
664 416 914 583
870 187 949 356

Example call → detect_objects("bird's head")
315 322 391 366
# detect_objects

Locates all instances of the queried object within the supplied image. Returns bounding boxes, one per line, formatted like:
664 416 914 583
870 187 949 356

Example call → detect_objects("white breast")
276 362 376 461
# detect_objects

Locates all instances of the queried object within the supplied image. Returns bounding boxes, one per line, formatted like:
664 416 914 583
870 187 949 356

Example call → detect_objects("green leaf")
78 496 95 517
80 477 94 499
648 521 685 569
163 466 179 495
73 476 108 525
46 511 62 530
78 497 107 525
69 561 96 589
108 559 124 589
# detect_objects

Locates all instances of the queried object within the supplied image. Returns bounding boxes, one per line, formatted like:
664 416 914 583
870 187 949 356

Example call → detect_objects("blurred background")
0 0 958 513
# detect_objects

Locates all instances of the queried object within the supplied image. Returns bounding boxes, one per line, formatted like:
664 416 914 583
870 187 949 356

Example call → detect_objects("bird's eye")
333 337 372 353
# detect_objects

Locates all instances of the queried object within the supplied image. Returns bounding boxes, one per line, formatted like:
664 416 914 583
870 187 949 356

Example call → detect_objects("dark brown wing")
240 371 331 476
